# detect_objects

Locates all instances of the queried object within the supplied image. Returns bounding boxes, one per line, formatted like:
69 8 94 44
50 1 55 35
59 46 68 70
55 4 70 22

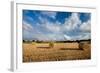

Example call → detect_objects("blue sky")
23 10 91 41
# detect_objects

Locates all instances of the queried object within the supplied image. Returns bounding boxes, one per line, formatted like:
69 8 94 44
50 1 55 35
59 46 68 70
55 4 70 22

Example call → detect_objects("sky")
22 10 91 41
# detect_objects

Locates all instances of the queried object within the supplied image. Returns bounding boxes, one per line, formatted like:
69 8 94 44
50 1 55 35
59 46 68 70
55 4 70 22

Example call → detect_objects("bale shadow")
60 48 83 50
37 46 50 49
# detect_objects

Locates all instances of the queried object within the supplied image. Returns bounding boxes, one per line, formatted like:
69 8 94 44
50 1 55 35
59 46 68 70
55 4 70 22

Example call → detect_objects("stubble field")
23 41 91 62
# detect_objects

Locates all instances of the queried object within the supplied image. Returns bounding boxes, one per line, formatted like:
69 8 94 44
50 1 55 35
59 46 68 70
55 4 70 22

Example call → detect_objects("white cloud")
63 34 72 40
82 33 91 39
23 21 47 40
45 23 60 33
71 33 91 40
23 21 35 40
39 13 82 33
80 20 91 32
37 13 90 40
23 21 34 31
62 13 81 31
23 12 91 41
38 17 61 33
40 11 57 19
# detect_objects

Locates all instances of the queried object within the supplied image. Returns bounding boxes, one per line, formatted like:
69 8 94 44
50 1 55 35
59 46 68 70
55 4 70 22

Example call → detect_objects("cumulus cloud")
62 13 81 31
44 22 61 33
38 16 61 33
23 11 91 41
40 13 82 34
80 20 91 32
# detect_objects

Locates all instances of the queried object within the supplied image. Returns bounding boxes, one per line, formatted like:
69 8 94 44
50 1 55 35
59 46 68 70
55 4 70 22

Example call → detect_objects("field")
23 41 91 62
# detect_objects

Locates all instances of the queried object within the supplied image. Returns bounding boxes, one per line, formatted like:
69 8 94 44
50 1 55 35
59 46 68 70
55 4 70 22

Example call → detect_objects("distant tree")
23 40 25 42
32 40 35 42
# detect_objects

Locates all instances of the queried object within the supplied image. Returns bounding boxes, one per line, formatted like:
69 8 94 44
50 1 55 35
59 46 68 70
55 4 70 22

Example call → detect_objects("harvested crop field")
23 41 91 62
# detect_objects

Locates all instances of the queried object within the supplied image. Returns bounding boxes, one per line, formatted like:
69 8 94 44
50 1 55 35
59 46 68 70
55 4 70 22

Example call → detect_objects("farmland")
23 41 91 62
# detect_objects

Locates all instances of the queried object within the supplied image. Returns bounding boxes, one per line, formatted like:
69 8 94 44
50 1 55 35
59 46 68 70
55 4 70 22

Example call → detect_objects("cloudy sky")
22 10 91 41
